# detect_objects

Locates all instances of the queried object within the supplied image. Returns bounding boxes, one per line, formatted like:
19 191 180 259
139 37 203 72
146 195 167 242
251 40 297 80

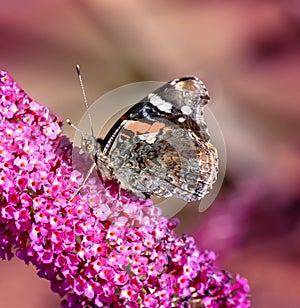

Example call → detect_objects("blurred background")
1 1 300 307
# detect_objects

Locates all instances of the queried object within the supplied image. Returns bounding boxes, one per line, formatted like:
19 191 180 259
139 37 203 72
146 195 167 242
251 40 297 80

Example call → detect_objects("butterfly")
69 68 218 202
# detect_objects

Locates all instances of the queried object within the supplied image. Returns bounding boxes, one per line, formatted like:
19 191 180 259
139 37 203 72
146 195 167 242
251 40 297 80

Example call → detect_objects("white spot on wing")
178 117 185 123
169 79 179 85
149 95 173 113
138 133 158 144
181 105 192 115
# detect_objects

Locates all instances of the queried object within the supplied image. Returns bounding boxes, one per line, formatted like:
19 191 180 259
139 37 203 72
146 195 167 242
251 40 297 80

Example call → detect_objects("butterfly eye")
80 135 96 155
83 142 93 154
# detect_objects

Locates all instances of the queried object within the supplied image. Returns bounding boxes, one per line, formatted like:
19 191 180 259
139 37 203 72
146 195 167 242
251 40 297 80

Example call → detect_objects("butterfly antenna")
66 119 86 135
76 64 94 137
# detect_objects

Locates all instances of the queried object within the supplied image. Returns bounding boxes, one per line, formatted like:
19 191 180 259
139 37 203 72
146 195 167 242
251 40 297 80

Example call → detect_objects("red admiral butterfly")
68 67 218 202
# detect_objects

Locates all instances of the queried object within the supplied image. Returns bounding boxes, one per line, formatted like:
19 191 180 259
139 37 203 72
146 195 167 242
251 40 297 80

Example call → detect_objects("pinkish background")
1 1 300 307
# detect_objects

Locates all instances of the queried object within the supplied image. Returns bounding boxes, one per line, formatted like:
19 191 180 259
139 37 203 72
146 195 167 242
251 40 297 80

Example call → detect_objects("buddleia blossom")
0 69 250 308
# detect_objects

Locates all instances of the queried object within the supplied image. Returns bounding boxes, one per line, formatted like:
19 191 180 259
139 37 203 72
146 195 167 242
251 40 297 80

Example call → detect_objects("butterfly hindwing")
107 119 217 201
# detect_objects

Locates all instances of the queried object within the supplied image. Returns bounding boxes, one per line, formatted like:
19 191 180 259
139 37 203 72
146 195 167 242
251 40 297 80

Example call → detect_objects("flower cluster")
0 69 250 307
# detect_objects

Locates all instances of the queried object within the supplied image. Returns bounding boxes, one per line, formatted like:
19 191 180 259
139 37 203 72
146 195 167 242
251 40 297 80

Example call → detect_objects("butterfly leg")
118 184 121 200
70 163 96 200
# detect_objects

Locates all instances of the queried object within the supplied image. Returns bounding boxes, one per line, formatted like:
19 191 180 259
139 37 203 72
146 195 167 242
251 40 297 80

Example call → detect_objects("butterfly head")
66 119 101 156
81 133 101 156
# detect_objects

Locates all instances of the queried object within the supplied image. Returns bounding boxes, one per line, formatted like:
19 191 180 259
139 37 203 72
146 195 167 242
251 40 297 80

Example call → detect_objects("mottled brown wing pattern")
96 77 218 201
107 118 218 201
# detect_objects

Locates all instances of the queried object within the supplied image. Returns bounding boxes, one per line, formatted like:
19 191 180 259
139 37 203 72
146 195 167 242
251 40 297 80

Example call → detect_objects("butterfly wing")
100 77 218 201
